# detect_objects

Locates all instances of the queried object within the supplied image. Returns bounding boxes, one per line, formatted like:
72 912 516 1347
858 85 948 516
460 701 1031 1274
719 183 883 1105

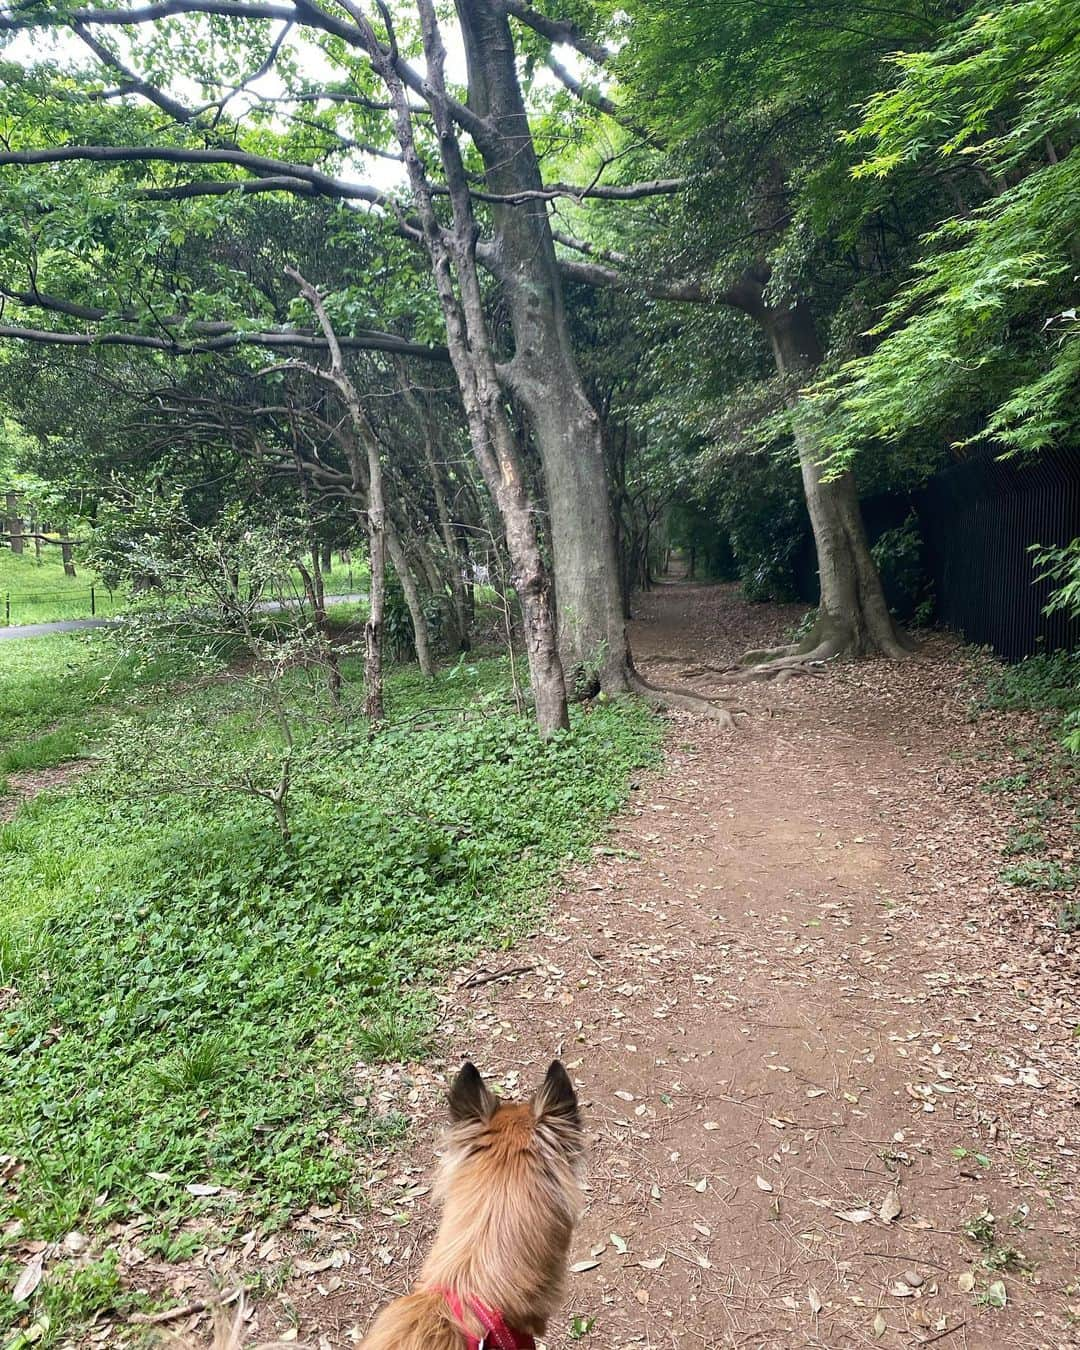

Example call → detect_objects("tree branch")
503 0 609 65
72 21 199 122
0 144 388 204
0 323 449 360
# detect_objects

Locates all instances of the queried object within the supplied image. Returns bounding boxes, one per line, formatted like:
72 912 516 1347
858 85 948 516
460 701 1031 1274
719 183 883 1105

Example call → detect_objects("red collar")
437 1287 536 1350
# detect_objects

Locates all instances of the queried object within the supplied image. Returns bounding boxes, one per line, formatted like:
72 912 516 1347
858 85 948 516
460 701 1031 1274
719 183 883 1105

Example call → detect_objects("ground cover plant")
0 637 661 1342
971 649 1080 933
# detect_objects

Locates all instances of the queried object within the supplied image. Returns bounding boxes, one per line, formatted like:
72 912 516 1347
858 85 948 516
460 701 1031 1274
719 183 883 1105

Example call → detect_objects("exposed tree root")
628 670 746 730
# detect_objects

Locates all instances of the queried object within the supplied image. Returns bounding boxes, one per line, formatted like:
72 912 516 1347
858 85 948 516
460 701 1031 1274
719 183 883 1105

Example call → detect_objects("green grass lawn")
0 633 662 1342
0 547 367 627
0 547 119 626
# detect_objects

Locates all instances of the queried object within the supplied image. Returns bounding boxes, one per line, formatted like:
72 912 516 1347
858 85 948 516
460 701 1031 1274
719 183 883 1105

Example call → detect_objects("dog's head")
439 1060 585 1228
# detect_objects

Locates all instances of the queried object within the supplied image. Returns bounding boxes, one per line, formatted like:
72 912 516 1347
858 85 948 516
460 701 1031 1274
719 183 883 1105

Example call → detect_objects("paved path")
0 594 367 642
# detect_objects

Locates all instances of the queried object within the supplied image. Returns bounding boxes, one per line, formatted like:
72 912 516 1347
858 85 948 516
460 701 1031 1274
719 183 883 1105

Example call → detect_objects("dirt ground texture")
50 583 1080 1348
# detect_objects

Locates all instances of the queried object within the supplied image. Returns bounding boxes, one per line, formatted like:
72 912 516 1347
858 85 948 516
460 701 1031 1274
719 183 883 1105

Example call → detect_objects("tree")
556 0 975 668
0 0 695 731
814 0 1080 463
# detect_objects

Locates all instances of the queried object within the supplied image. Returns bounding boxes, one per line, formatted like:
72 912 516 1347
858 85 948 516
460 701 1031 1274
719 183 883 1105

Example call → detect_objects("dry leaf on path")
13 1253 44 1303
755 1176 773 1192
878 1190 902 1223
835 1208 873 1223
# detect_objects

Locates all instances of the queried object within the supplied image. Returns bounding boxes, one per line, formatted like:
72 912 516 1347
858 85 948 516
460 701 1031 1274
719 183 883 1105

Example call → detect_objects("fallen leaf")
889 1281 915 1298
755 1176 774 1192
808 1287 822 1314
638 1257 665 1271
872 1311 887 1337
570 1259 599 1273
879 1190 902 1223
957 1272 975 1293
986 1280 1007 1308
184 1183 221 1197
835 1208 874 1224
610 1233 628 1255
13 1254 44 1303
693 1178 707 1193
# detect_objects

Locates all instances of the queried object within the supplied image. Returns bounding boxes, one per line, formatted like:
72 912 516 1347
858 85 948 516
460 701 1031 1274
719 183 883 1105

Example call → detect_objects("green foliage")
981 650 1080 754
870 516 931 622
0 1254 127 1348
817 0 1080 464
1000 859 1078 892
0 648 662 1340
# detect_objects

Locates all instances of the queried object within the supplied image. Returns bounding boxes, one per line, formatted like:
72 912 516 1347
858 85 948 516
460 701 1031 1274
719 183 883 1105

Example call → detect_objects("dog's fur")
358 1060 584 1348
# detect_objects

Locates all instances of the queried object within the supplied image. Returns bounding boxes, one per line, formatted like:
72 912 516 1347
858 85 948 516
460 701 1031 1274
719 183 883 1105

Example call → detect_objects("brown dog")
359 1060 584 1349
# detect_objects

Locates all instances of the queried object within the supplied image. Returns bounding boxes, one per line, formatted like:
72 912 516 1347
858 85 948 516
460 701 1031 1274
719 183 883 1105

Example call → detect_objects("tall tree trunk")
366 2 569 734
457 0 630 694
286 267 386 719
756 299 910 662
385 523 435 678
401 377 472 649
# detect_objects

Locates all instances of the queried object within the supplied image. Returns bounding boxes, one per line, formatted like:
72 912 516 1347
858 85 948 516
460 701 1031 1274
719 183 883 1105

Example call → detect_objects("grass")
0 637 662 1343
0 632 191 790
0 545 367 627
0 547 119 626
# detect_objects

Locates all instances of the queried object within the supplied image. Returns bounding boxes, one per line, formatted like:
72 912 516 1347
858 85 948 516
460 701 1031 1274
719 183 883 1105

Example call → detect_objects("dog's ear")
533 1060 581 1131
449 1061 496 1124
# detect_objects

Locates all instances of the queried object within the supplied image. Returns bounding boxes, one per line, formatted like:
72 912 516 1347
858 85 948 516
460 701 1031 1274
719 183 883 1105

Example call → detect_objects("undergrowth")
973 649 1079 932
0 643 662 1342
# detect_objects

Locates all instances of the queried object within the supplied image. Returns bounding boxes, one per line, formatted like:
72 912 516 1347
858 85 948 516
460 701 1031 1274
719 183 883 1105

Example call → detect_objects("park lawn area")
0 638 662 1342
0 632 192 785
0 547 120 627
0 545 367 628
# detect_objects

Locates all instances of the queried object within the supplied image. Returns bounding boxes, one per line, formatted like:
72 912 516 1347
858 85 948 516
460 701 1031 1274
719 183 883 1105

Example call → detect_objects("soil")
33 582 1080 1348
0 761 90 823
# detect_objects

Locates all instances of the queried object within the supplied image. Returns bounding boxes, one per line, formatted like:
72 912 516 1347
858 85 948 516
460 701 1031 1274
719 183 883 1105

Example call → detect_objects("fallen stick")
460 964 535 989
129 1288 240 1325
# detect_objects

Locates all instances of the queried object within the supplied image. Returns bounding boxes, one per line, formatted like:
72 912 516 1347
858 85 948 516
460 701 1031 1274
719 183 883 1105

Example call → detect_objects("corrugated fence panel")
916 447 1080 661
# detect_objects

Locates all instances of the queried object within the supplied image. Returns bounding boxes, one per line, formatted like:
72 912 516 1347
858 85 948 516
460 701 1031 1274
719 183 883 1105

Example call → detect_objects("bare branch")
0 323 449 360
0 144 389 204
504 0 609 65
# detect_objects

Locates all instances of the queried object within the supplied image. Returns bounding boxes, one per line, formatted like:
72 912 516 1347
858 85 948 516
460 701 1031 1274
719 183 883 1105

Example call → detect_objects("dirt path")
158 584 1080 1348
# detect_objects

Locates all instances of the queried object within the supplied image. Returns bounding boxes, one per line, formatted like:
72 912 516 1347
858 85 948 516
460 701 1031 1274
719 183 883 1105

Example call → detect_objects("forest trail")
253 583 1078 1349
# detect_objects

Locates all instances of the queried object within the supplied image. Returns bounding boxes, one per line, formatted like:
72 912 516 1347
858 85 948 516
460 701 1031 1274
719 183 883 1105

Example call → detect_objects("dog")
359 1059 585 1349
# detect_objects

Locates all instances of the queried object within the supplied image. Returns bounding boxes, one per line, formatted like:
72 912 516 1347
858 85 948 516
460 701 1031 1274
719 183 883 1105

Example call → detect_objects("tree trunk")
755 300 910 662
386 524 435 677
457 0 630 694
370 3 568 734
6 493 24 555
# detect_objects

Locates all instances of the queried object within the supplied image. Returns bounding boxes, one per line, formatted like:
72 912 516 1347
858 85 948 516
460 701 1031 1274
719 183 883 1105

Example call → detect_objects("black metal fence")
916 447 1080 661
792 448 1080 660
2 585 112 627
